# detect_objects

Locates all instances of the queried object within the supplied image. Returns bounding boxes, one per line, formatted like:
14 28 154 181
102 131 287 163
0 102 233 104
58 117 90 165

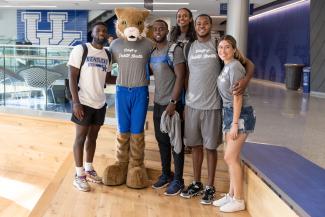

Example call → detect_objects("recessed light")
98 2 189 5
0 5 57 8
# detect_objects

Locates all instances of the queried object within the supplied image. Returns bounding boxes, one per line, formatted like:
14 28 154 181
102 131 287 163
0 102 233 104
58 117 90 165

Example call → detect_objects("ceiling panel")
0 0 277 16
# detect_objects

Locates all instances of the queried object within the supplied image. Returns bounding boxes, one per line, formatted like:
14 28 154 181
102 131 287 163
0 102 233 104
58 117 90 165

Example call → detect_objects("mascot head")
115 7 150 41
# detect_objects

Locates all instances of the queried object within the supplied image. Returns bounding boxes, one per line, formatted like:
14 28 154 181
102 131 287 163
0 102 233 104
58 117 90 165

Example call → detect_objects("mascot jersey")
109 37 153 134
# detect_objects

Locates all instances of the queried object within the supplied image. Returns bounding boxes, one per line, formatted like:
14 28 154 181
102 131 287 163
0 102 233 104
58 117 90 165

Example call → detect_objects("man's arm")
165 62 186 116
233 57 255 95
69 66 84 120
105 71 116 84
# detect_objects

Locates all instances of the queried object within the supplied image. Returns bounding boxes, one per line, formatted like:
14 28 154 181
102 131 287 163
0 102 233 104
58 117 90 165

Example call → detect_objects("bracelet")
73 102 81 105
233 123 238 124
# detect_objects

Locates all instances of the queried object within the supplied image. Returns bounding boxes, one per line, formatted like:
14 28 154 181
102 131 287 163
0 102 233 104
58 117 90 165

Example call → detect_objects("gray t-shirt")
217 59 250 107
186 39 222 110
109 38 153 87
150 42 185 105
177 32 189 44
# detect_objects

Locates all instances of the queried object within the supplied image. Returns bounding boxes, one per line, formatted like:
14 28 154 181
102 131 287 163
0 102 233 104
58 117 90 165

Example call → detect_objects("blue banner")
17 10 88 46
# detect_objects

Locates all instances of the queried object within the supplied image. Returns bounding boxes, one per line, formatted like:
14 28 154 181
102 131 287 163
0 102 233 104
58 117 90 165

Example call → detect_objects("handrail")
0 54 69 61
0 44 73 49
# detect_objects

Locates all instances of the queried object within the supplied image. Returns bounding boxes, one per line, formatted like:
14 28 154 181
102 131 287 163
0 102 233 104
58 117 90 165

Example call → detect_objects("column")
226 0 249 55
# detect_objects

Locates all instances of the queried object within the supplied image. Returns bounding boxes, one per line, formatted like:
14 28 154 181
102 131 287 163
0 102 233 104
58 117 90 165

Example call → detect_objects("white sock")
76 167 85 177
84 162 94 172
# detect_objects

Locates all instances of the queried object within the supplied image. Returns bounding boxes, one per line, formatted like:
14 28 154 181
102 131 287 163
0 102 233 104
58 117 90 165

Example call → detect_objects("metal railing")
0 44 116 118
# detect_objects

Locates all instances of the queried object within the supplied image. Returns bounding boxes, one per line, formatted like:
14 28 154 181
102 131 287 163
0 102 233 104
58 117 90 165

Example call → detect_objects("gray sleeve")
173 46 185 66
145 38 154 50
229 61 246 87
108 40 117 62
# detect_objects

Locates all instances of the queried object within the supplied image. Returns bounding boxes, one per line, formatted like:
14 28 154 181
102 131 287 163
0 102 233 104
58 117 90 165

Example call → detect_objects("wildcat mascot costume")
102 8 153 189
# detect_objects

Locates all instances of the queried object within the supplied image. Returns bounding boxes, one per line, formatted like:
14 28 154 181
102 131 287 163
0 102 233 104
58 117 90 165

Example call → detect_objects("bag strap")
167 41 184 70
104 48 111 64
77 43 88 84
183 41 193 64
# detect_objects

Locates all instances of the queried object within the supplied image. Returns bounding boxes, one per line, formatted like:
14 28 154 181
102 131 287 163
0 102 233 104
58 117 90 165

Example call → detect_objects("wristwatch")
169 99 177 105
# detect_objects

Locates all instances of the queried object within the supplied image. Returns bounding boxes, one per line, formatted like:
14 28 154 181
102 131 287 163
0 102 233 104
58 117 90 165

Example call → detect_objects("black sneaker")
200 186 216 205
152 173 174 189
180 181 203 199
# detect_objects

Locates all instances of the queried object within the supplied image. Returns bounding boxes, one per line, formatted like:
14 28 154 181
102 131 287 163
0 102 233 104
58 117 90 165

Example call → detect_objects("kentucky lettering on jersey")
86 56 109 72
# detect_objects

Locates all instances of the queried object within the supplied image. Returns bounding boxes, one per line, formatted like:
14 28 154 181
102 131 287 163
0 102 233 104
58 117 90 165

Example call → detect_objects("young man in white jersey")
67 22 111 192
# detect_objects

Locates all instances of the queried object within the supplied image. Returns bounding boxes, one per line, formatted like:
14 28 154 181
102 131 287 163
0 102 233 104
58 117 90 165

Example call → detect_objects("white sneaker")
213 193 233 207
73 175 91 192
220 198 245 212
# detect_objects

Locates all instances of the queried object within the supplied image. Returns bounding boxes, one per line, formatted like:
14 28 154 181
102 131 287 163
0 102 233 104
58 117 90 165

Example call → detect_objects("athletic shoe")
180 181 203 198
200 186 215 205
152 173 174 189
220 198 245 212
164 179 184 196
85 170 102 184
213 193 233 207
73 175 90 192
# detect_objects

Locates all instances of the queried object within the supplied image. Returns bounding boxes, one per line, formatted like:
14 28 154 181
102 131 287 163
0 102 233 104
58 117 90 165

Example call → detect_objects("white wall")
0 9 17 42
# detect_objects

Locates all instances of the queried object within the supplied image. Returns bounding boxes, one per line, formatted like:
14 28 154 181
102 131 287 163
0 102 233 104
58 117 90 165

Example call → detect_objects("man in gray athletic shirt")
149 19 186 196
180 14 255 205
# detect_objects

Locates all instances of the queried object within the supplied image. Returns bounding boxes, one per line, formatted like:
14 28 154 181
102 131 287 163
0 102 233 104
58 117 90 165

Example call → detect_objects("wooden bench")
241 142 325 217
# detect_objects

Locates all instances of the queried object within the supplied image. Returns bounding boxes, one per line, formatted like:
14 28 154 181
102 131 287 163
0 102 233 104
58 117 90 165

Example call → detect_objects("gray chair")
49 63 69 79
18 66 63 104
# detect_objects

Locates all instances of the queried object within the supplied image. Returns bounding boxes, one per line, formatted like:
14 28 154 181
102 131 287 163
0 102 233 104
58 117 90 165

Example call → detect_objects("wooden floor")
0 113 250 217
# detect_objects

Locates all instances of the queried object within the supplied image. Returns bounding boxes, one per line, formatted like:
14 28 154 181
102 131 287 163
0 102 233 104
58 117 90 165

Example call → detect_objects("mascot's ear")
142 10 150 19
115 8 123 18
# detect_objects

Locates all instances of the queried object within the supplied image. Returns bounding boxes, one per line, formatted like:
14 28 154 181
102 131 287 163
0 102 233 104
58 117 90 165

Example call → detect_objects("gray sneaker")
85 170 102 184
73 175 91 192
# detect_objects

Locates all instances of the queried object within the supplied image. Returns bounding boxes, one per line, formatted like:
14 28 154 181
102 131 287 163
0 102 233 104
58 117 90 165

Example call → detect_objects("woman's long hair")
170 8 196 43
218 35 247 66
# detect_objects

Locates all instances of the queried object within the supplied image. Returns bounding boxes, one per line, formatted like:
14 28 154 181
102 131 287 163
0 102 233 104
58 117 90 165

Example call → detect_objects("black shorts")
71 103 107 126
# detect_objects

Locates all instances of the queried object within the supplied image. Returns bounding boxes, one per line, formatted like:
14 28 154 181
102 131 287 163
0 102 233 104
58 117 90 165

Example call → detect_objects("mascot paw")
126 166 150 189
102 162 128 186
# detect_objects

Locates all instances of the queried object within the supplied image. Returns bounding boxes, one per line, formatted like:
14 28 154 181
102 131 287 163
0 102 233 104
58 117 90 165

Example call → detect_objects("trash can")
284 64 304 90
302 67 311 93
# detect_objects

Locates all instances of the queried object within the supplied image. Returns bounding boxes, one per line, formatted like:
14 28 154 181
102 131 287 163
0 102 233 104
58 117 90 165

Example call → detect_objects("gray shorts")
184 106 223 150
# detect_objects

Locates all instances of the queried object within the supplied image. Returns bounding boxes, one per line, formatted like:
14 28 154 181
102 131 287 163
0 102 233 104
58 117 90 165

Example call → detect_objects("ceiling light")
250 0 308 20
98 2 189 5
211 16 227 18
6 0 89 1
0 5 57 8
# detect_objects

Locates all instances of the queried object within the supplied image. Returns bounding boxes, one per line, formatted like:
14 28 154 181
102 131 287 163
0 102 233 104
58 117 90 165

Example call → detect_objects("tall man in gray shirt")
180 14 255 205
149 19 186 196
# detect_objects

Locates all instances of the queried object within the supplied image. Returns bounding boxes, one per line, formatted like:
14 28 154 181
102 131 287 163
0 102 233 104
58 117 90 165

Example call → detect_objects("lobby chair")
18 66 63 104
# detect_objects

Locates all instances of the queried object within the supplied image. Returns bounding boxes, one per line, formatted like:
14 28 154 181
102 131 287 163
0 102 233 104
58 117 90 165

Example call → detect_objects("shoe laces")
86 170 97 176
77 175 87 182
170 179 183 187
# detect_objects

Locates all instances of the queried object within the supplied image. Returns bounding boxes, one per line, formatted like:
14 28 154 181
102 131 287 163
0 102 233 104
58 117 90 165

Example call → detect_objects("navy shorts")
223 106 256 134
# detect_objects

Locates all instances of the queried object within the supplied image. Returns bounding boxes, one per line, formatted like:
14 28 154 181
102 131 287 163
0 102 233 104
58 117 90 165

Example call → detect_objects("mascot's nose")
124 27 140 41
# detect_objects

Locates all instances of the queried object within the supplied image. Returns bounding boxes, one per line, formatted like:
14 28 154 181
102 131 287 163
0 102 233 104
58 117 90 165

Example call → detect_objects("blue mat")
241 142 325 217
